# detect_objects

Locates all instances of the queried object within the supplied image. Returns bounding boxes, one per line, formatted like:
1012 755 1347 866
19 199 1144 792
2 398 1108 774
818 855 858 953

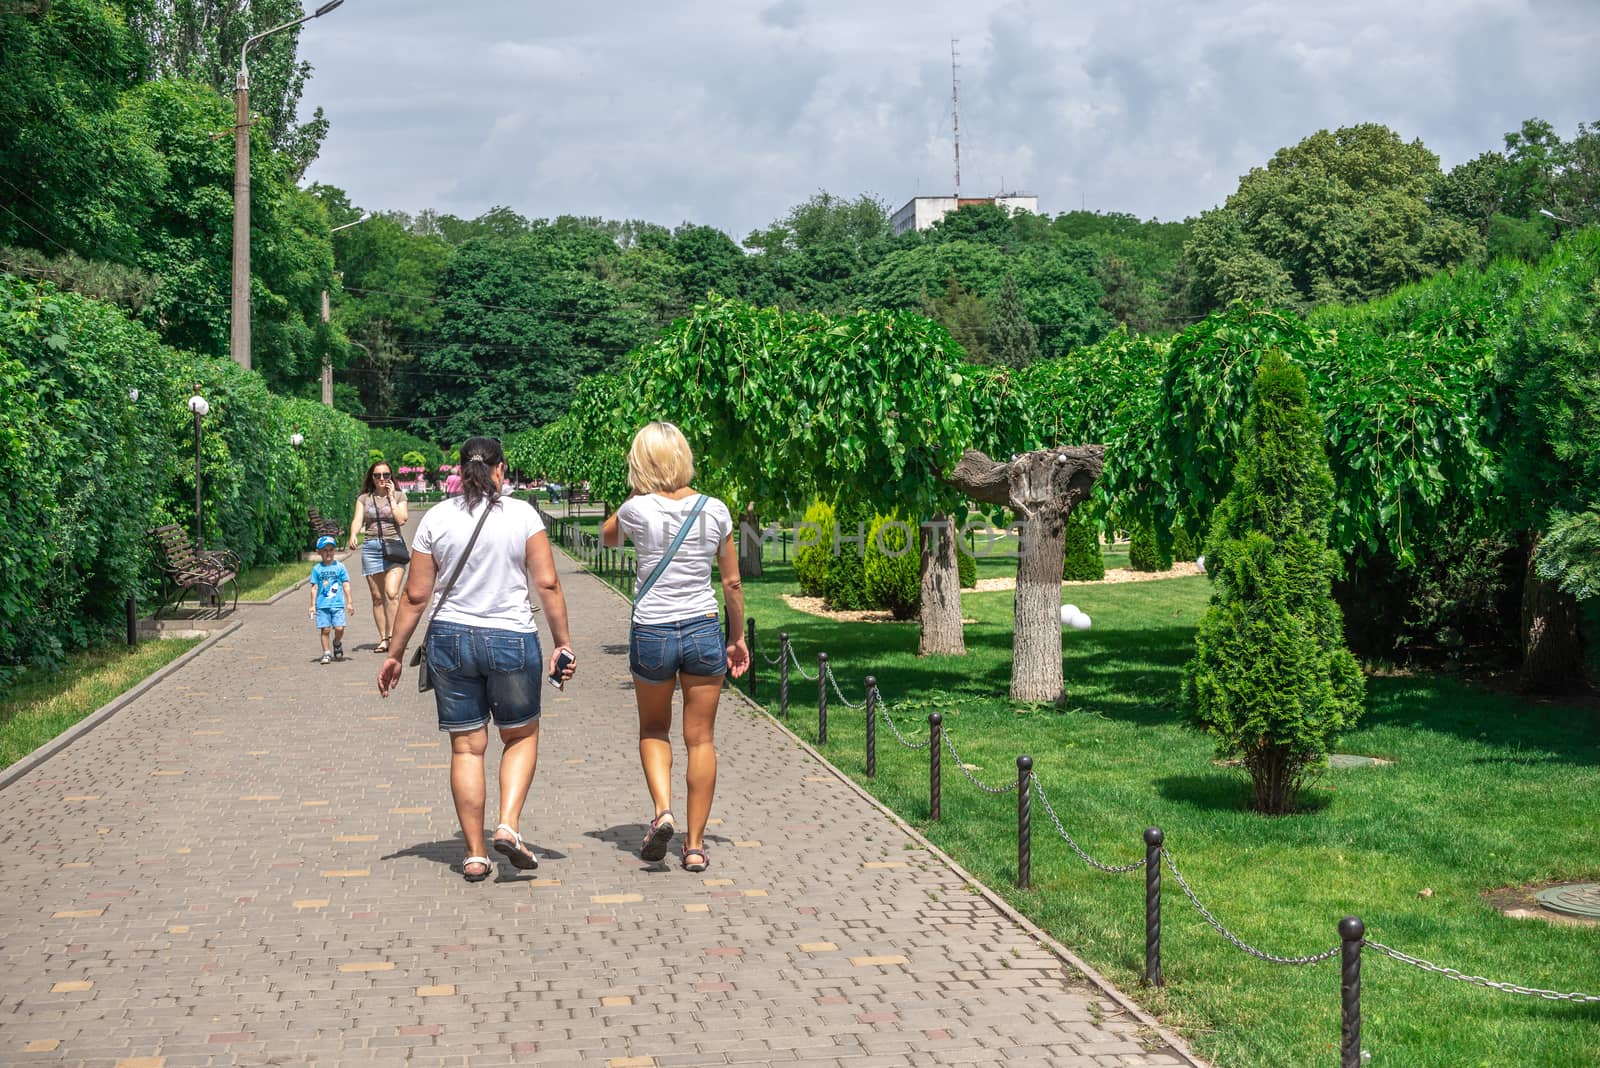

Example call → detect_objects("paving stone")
0 520 1185 1066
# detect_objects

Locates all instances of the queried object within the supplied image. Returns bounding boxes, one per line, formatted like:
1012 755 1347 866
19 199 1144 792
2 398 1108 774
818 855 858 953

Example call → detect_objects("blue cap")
316 535 337 550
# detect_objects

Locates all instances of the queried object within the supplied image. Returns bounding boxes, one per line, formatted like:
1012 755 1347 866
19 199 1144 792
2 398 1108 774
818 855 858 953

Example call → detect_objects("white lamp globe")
1196 555 1206 573
1068 612 1092 630
1059 604 1080 625
187 395 210 417
290 432 305 447
128 388 140 402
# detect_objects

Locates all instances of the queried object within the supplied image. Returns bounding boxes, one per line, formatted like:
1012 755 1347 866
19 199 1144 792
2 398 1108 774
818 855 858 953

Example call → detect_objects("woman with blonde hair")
601 422 748 872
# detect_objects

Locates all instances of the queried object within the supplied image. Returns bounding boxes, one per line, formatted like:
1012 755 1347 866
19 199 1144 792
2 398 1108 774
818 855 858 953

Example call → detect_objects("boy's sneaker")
320 652 332 665
333 640 344 661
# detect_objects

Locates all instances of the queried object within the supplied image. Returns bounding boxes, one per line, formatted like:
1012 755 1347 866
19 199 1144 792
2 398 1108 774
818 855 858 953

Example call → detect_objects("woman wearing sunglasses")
348 460 411 653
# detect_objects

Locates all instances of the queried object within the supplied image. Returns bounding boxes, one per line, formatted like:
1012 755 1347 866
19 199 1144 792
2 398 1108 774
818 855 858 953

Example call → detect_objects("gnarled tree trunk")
737 503 763 579
1521 535 1584 693
946 446 1104 703
918 513 966 656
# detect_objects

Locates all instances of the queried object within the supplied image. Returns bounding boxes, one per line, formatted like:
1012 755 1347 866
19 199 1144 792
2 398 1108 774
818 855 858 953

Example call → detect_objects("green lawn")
1 638 201 768
238 560 314 601
720 558 1600 1068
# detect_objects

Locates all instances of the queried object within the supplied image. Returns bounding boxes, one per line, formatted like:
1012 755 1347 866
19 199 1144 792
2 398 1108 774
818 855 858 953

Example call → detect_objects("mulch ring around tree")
972 561 1205 592
782 594 977 625
1485 881 1600 927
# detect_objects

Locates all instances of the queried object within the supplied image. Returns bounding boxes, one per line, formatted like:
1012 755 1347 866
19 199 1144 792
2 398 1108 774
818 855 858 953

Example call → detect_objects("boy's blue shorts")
315 607 346 629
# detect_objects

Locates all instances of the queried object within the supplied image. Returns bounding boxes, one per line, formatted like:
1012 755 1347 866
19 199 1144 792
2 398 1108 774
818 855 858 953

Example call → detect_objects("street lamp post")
188 387 211 551
231 0 347 370
322 213 371 404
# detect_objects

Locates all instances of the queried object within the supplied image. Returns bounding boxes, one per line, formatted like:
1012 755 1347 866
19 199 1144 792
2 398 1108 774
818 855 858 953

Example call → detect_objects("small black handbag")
410 501 493 693
374 494 411 565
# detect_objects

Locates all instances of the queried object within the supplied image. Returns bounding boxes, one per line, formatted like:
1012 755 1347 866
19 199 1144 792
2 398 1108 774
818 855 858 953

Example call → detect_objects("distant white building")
890 194 1040 236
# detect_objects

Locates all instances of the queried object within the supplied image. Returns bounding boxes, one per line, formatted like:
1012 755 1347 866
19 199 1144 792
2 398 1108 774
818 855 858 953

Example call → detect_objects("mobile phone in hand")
548 649 575 689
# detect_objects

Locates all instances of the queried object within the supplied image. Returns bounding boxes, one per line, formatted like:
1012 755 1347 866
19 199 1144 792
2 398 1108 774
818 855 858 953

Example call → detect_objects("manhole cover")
1328 753 1391 768
1535 883 1600 919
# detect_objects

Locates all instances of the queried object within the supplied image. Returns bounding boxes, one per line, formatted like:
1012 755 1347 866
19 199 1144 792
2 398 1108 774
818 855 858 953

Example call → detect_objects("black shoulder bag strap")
631 494 709 626
409 500 495 669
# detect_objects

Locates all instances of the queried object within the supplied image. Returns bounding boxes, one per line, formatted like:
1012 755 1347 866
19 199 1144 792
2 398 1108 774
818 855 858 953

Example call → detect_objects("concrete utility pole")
230 0 347 370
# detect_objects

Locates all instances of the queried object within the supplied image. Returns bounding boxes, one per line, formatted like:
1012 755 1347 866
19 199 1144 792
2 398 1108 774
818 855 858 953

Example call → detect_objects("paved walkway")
0 520 1186 1067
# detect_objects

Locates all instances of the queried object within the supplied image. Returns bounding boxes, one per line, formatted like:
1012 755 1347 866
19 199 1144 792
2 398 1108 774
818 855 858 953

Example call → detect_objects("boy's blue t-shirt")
310 562 350 608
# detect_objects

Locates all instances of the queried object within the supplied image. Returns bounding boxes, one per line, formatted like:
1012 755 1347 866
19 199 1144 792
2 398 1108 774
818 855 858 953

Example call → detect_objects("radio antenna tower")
950 37 962 198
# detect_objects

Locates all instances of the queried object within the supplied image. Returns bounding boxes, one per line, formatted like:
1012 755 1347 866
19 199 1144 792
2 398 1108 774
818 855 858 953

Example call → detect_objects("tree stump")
945 446 1104 702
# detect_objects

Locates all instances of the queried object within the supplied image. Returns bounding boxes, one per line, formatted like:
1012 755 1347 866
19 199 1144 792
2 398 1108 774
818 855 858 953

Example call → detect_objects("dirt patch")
1483 882 1600 927
782 594 977 625
972 562 1205 593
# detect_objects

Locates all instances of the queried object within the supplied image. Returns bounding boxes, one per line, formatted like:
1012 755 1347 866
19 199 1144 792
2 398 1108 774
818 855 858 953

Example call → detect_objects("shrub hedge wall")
0 277 368 686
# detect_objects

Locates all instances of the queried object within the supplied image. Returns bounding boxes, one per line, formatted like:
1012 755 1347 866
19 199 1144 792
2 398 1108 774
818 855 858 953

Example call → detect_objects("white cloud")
295 0 1600 234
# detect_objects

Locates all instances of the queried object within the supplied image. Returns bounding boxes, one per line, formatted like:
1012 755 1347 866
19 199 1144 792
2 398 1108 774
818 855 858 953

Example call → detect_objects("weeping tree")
624 299 976 653
946 446 1105 701
1182 350 1364 814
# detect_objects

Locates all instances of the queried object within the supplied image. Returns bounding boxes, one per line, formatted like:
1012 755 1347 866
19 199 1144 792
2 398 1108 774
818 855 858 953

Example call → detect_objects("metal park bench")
147 524 240 618
308 505 344 546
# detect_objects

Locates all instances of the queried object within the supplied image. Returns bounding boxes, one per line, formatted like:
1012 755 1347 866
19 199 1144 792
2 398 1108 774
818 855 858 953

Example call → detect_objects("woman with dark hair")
378 437 577 883
348 459 410 653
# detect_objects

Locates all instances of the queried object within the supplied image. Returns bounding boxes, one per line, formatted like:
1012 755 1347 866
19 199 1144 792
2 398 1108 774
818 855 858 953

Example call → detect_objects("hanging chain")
756 637 785 666
1161 849 1341 965
941 727 1020 794
876 696 932 750
787 642 818 680
1362 940 1600 1002
1030 778 1145 873
826 664 866 708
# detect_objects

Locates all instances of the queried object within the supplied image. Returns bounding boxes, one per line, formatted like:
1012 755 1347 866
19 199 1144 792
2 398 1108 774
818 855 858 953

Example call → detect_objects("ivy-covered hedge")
0 277 368 684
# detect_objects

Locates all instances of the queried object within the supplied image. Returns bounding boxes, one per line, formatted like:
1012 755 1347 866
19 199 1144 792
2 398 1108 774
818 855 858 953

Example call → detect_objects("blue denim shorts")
360 538 393 577
426 621 544 733
315 606 346 629
629 614 727 682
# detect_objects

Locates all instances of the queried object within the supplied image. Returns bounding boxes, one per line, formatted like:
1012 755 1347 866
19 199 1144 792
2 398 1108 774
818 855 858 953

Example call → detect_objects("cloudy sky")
295 0 1599 239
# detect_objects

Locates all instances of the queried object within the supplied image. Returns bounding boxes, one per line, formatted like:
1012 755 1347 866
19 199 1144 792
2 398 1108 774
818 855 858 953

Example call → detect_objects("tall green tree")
1182 123 1481 312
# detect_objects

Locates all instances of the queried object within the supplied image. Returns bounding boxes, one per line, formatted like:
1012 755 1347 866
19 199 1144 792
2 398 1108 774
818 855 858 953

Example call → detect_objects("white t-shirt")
616 493 734 625
411 496 546 631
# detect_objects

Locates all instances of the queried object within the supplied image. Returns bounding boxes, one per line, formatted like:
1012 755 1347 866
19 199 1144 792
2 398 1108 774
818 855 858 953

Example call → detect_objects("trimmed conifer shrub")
1182 350 1365 814
794 498 834 597
1128 519 1172 571
957 543 977 588
865 513 920 619
1171 523 1196 563
1063 511 1106 581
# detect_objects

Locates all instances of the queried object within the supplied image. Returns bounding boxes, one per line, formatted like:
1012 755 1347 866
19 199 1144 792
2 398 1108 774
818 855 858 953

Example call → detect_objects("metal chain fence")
1031 777 1146 873
1162 848 1342 966
875 695 932 750
1362 940 1600 1003
825 664 866 708
941 726 1020 794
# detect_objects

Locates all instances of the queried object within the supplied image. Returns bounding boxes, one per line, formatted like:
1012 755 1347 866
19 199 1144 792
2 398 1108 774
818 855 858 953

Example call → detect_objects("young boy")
309 535 352 664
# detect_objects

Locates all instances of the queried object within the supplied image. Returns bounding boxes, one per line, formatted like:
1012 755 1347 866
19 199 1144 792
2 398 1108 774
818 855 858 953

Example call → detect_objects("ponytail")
458 436 506 512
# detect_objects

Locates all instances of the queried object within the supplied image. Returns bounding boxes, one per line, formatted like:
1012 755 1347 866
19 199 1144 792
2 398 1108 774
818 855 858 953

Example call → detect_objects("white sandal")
462 856 491 882
491 824 539 870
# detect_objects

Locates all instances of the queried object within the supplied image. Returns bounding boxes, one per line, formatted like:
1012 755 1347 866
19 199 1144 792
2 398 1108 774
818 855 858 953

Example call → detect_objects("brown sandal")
680 842 709 873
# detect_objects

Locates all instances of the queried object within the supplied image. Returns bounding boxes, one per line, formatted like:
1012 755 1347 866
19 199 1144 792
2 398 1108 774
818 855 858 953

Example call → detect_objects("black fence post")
817 652 828 745
126 595 138 647
1144 827 1164 986
864 676 877 777
928 712 942 820
1016 755 1033 889
746 618 757 699
779 632 790 718
1340 916 1365 1068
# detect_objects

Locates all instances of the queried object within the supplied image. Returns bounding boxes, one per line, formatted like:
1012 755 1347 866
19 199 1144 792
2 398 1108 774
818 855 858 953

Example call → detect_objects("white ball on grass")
1068 612 1092 630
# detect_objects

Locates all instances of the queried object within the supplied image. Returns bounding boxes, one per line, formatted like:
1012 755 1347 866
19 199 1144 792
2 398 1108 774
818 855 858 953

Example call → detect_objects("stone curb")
555 543 1207 1068
0 621 243 793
